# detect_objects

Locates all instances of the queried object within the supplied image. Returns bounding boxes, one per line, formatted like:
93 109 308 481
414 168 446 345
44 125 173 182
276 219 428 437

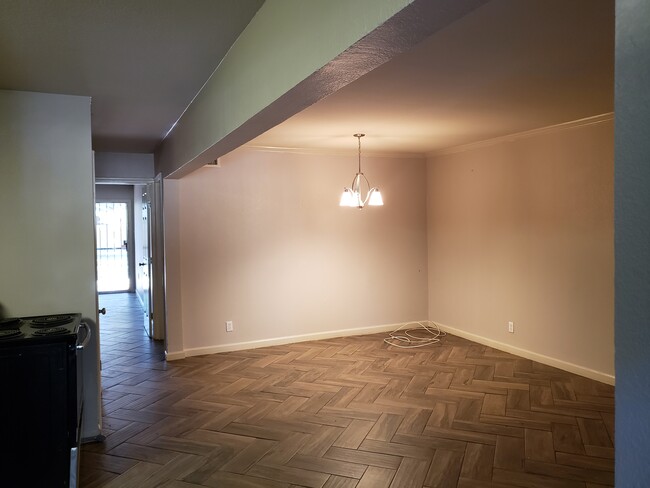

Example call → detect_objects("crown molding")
427 113 614 158
240 144 425 160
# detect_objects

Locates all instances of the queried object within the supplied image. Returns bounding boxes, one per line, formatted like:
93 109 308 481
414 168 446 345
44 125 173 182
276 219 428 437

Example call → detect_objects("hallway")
95 293 164 384
80 292 165 486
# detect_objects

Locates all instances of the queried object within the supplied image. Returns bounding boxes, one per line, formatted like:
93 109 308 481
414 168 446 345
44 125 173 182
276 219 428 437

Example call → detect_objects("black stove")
0 312 88 488
0 313 80 336
0 317 22 328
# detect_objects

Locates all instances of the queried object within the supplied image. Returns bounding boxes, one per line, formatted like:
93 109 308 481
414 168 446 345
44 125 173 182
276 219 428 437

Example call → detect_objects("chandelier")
339 134 383 208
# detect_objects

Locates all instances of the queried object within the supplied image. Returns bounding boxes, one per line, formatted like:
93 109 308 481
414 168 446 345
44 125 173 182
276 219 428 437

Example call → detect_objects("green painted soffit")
155 0 488 178
155 0 413 178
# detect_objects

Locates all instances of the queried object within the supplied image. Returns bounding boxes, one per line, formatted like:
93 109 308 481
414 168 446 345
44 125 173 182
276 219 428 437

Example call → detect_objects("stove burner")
0 318 21 328
32 327 69 336
0 329 23 340
31 315 74 328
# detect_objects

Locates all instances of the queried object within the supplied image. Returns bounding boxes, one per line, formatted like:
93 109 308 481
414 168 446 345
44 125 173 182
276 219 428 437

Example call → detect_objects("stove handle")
77 322 91 350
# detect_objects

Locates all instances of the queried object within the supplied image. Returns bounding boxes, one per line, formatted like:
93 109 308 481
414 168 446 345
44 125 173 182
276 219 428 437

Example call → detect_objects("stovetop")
0 313 81 344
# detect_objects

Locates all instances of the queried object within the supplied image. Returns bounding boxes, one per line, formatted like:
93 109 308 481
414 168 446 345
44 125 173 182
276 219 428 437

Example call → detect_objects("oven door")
0 341 72 487
69 322 90 488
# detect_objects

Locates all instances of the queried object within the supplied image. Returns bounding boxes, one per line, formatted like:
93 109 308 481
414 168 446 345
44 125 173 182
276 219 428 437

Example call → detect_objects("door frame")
94 196 135 293
95 177 166 343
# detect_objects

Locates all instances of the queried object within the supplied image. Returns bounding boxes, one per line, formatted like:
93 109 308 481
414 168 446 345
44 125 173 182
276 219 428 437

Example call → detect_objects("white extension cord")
383 320 446 349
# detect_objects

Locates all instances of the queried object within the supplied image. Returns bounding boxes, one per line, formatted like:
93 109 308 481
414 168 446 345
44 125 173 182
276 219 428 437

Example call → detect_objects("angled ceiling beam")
155 0 488 179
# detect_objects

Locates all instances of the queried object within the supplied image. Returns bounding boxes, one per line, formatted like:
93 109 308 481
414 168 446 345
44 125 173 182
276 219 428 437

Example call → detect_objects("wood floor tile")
390 457 430 488
460 442 495 481
481 393 507 416
205 470 290 487
494 435 525 471
246 464 330 488
107 442 179 465
577 418 613 447
525 459 614 485
220 438 276 474
333 419 375 449
424 449 463 488
492 468 586 488
323 475 360 488
356 466 395 488
81 451 140 474
82 293 615 488
552 423 586 455
324 446 401 469
287 454 367 479
525 429 555 462
366 412 402 441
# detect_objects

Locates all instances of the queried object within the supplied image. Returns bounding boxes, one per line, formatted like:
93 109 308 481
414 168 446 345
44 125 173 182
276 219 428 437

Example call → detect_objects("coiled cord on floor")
383 321 446 348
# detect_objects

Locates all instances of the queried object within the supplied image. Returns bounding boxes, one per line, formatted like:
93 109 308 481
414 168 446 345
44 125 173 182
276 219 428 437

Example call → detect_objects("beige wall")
165 148 428 353
426 117 614 379
0 90 101 436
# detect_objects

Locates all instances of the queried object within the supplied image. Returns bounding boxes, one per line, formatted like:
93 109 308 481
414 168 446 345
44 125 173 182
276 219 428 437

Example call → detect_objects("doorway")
95 202 131 292
94 181 166 342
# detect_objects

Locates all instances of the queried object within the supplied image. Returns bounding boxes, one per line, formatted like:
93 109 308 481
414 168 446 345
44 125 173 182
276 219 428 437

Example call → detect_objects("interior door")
135 186 153 335
150 174 166 341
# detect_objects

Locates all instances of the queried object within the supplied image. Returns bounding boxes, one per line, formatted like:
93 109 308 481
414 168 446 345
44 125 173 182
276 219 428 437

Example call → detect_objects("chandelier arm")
361 173 371 206
351 173 361 190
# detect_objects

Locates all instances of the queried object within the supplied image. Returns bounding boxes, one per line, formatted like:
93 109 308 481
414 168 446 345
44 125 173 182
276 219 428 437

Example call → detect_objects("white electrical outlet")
508 321 514 333
226 321 234 332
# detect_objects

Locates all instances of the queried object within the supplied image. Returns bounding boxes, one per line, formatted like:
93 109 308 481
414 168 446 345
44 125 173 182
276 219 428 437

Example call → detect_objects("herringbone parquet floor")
81 293 615 487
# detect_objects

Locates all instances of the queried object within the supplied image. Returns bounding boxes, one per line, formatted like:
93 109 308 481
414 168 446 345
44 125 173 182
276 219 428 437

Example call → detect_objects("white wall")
0 90 100 437
426 117 614 382
164 148 428 356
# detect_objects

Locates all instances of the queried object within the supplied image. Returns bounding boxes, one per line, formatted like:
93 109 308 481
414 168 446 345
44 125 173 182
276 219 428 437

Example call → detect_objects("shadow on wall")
0 302 6 320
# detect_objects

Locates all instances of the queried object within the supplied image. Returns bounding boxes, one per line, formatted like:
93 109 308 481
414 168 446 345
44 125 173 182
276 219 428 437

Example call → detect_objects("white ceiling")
0 0 613 158
0 0 263 153
250 0 614 155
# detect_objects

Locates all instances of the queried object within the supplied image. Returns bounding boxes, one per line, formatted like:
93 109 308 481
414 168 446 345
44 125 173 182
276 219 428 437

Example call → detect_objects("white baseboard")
435 322 615 386
166 322 409 361
165 350 186 361
165 320 615 386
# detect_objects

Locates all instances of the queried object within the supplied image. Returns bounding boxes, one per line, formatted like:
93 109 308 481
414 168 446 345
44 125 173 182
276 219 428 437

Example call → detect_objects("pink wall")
165 148 428 354
426 117 614 379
